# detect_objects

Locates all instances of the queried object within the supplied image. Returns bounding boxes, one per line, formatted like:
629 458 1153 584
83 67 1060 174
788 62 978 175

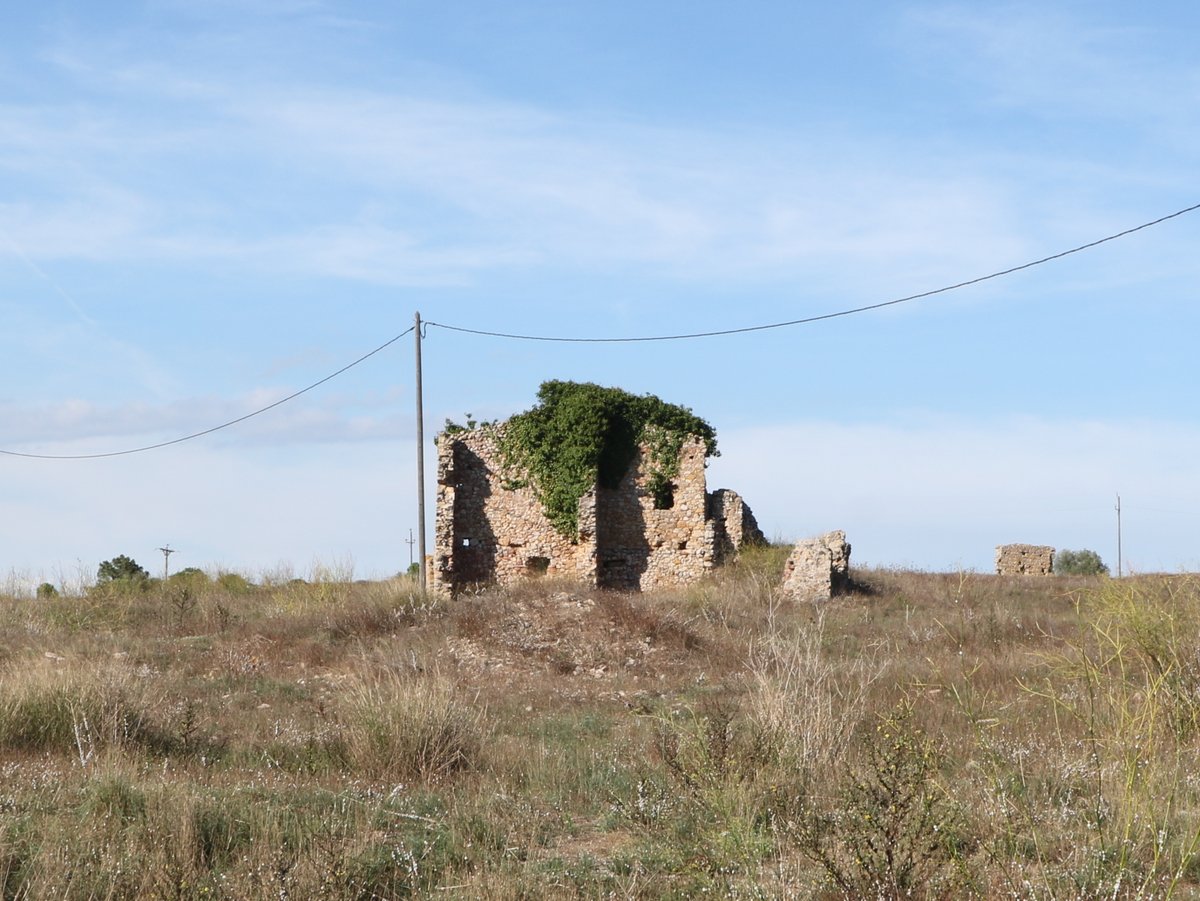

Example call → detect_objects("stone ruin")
780 530 852 601
995 544 1055 576
434 426 765 594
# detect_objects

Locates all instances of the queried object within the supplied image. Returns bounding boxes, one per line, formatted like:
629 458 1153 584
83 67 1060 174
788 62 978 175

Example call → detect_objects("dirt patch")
447 589 706 695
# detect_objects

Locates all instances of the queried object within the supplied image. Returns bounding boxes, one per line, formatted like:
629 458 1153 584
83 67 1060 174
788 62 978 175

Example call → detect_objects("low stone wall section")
780 530 851 602
708 489 766 564
995 544 1055 576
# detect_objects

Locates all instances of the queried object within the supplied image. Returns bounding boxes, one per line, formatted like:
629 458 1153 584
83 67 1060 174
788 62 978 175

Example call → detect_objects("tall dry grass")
0 658 174 761
744 610 882 773
344 670 488 781
0 560 1198 897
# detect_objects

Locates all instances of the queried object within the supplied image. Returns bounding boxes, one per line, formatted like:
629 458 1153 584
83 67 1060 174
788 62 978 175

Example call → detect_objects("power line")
426 201 1200 343
4 201 1197 459
0 327 415 460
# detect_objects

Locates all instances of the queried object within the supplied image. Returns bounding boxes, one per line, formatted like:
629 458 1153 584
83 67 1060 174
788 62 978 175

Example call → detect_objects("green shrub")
791 704 967 898
1055 549 1109 576
216 572 253 593
35 582 58 599
169 567 210 587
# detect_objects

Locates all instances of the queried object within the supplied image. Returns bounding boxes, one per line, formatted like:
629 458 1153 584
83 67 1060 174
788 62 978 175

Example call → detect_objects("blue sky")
2 1 1198 584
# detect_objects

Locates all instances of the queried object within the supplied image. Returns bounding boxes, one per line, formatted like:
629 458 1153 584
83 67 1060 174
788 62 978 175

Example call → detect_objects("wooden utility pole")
1115 493 1123 578
158 545 176 580
415 312 427 591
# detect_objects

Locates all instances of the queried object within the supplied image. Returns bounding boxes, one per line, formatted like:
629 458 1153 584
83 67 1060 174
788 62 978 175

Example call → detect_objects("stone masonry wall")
995 544 1055 576
708 489 766 564
595 438 716 591
434 428 596 593
434 426 760 594
780 530 851 602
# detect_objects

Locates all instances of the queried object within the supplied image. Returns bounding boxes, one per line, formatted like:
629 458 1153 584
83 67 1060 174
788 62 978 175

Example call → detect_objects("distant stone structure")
995 544 1055 576
435 426 763 594
780 530 851 601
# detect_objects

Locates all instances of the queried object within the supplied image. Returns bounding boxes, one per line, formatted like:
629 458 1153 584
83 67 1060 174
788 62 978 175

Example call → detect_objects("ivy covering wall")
492 380 719 539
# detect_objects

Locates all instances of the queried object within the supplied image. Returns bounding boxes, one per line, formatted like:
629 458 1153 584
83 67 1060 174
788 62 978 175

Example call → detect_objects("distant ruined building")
434 394 764 594
995 544 1055 576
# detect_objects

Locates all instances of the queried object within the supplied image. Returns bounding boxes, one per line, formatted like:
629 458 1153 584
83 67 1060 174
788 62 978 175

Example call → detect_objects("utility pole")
1115 493 1122 578
158 545 176 580
406 529 416 568
415 312 427 591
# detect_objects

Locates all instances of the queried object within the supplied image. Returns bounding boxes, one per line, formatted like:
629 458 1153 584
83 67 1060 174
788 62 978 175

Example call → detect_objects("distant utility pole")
406 529 416 568
414 312 427 591
1115 494 1123 578
158 545 176 580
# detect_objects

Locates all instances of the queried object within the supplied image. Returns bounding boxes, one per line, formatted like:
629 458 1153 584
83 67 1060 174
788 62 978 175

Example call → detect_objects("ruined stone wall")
435 424 768 594
595 438 717 591
995 544 1054 576
708 489 766 564
434 428 596 593
780 530 851 601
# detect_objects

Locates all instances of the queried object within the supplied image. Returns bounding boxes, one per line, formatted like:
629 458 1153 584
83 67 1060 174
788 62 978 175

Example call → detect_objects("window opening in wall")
525 556 551 576
652 481 676 510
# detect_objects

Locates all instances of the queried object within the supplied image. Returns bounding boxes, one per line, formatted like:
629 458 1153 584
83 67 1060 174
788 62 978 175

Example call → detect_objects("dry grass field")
1 550 1199 899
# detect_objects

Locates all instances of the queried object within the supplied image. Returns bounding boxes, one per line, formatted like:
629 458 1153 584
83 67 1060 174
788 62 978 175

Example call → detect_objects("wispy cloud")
0 233 96 324
1 1 1194 310
0 88 1041 295
902 4 1200 131
0 390 410 452
232 89 1036 281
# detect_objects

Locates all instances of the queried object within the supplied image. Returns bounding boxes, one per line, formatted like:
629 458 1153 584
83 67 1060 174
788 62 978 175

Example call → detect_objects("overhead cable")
4 200 1197 460
0 327 415 460
426 201 1200 343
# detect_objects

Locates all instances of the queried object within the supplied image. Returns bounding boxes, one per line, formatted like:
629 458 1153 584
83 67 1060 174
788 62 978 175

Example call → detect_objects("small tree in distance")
1055 548 1109 576
97 555 150 584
